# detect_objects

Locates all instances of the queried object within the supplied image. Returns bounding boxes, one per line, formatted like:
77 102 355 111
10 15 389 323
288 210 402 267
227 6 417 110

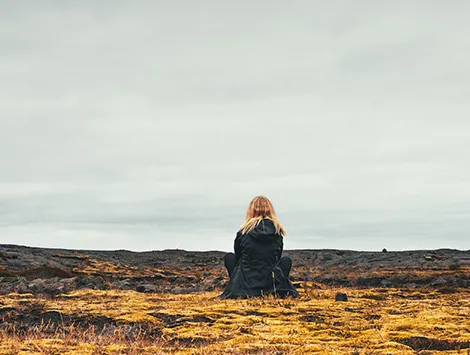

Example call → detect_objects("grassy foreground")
1 286 469 354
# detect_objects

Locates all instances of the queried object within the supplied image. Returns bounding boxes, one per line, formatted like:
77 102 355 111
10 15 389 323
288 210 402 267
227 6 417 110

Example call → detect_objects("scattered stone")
335 292 348 302
112 279 133 290
212 277 225 287
75 277 94 289
40 311 64 324
136 283 157 293
28 279 47 293
76 276 107 290
171 286 184 294
430 277 447 286
382 248 387 253
380 280 393 287
200 281 213 291
153 272 167 280
15 278 29 294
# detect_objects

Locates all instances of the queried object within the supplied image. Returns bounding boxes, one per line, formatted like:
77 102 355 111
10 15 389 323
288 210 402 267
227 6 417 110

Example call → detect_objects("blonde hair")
239 196 285 236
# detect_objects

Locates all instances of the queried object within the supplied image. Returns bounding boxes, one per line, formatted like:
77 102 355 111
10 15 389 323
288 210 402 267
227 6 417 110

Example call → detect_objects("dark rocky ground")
1 244 469 295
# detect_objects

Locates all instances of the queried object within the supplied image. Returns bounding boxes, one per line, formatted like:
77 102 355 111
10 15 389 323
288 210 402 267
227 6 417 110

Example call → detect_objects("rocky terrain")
1 244 469 354
1 244 469 296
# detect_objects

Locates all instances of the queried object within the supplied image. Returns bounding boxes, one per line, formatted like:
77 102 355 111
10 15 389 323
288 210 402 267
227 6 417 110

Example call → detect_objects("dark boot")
224 252 237 279
278 256 292 279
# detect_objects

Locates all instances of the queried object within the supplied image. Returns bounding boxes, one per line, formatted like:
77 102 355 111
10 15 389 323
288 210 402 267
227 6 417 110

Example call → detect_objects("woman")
219 196 299 299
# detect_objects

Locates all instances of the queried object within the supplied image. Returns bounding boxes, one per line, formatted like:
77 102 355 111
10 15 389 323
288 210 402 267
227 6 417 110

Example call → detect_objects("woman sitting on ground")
219 196 298 299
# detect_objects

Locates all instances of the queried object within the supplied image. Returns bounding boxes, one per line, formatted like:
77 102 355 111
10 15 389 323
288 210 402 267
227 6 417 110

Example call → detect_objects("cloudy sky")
1 1 469 252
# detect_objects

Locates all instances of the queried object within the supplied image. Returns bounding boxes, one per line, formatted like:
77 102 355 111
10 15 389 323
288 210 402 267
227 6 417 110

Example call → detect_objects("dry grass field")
1 286 469 355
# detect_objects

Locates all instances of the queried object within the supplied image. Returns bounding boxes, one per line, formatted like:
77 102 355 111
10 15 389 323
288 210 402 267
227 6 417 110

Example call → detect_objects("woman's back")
235 218 283 289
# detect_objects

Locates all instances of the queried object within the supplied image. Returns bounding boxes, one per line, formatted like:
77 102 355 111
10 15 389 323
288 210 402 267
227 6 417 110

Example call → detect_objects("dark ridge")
1 244 469 294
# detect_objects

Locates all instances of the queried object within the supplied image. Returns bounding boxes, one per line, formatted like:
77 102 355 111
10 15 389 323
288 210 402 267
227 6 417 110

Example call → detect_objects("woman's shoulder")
262 218 284 236
237 218 282 237
261 217 274 225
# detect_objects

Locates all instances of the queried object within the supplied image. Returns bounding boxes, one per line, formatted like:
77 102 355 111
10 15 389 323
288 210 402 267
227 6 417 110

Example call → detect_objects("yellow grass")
1 287 469 354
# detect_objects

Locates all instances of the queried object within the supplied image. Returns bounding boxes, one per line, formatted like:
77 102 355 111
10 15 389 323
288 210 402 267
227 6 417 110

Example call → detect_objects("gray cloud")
1 1 469 251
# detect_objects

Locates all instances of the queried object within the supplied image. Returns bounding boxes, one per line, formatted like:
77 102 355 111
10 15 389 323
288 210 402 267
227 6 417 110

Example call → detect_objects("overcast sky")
1 1 469 252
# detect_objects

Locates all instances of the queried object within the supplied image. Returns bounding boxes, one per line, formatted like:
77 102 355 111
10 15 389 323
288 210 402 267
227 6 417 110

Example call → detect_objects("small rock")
175 276 197 283
171 286 184 294
153 273 166 280
135 283 157 293
430 276 447 286
382 248 388 253
112 279 133 290
335 292 348 302
186 286 200 293
75 277 93 288
28 278 47 293
171 286 199 294
46 278 65 293
380 280 393 287
212 277 225 287
200 278 215 291
15 278 29 294
40 311 64 324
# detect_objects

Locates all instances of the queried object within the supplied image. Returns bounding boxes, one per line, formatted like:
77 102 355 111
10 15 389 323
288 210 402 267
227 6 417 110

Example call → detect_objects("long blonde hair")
239 196 285 236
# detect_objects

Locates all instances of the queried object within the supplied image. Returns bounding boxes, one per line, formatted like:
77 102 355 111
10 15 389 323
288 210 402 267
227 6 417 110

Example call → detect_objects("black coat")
219 218 299 299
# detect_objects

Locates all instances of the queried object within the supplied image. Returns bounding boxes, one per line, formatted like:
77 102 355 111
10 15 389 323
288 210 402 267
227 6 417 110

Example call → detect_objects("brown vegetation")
1 286 469 354
1 245 469 353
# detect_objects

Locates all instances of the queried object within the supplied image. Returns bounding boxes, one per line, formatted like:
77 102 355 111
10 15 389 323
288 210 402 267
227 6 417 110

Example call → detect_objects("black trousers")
224 252 292 279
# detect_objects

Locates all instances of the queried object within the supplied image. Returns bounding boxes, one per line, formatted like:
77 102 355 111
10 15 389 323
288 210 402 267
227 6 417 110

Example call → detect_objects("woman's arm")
234 231 242 263
278 236 284 260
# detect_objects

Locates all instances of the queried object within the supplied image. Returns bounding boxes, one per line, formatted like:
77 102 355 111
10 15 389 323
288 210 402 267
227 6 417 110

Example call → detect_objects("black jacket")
219 218 299 299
